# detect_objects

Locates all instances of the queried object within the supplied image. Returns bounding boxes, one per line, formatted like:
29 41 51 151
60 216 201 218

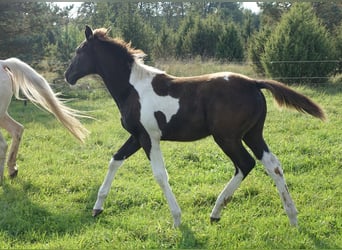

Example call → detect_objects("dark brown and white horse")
65 26 325 227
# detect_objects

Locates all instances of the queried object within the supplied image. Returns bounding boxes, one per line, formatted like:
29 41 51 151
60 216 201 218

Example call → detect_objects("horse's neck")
101 59 165 110
130 61 164 83
128 61 165 92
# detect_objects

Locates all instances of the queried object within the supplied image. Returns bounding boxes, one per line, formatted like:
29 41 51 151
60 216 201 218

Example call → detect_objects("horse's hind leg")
260 151 298 226
0 131 8 184
210 137 256 222
243 129 298 226
0 113 24 178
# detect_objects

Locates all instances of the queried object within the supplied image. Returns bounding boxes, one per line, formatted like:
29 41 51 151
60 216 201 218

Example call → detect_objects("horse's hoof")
9 169 18 179
92 209 103 217
210 217 221 224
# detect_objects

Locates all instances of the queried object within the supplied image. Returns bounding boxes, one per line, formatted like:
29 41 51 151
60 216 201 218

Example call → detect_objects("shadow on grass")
0 179 95 244
299 227 341 249
178 224 205 249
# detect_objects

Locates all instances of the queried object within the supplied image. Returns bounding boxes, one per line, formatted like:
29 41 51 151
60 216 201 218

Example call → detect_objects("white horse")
0 57 89 184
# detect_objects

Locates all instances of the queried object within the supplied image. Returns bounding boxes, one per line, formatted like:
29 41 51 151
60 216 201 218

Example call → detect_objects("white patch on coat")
129 61 180 139
206 72 231 82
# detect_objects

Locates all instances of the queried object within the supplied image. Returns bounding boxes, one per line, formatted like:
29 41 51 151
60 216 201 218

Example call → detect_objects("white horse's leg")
93 136 141 217
210 169 244 221
93 158 124 216
0 113 24 177
261 151 298 226
149 139 181 227
0 131 8 184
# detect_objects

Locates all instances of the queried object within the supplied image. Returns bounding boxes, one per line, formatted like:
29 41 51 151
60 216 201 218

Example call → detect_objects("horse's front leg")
144 136 181 227
0 131 8 184
93 135 141 217
0 113 24 178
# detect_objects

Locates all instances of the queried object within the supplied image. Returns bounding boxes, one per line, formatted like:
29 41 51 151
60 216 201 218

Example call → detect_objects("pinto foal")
65 26 325 227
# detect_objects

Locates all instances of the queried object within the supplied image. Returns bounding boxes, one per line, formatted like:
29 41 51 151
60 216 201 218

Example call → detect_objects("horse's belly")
0 67 13 117
159 116 210 141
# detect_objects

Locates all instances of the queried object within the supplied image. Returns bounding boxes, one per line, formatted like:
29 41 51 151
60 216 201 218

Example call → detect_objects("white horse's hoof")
9 168 18 179
92 209 103 217
210 217 221 224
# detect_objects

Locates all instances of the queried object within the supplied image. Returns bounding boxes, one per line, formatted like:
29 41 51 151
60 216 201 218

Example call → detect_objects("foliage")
175 13 244 61
248 27 272 75
257 2 291 27
0 3 61 63
333 24 342 73
312 2 342 32
216 22 244 61
1 1 341 80
261 3 337 84
0 62 341 249
154 21 176 59
115 7 156 59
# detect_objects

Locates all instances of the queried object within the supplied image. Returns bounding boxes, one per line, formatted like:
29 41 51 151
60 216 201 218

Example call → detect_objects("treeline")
0 2 341 83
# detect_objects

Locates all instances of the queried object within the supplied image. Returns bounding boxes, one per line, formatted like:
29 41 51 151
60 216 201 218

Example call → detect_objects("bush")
333 24 342 73
153 21 176 59
216 22 244 61
261 3 336 84
248 27 272 75
175 13 244 61
117 11 156 58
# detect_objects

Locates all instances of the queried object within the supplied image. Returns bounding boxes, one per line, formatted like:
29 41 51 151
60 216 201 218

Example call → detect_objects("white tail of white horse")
3 57 89 142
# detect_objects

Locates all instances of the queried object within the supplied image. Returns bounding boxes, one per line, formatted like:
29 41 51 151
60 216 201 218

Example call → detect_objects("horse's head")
65 26 99 85
65 25 146 86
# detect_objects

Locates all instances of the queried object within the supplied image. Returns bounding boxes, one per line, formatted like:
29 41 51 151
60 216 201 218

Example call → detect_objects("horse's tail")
4 57 90 142
256 79 326 120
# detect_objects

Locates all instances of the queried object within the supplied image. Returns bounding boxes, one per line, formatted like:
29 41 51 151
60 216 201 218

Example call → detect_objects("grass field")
0 61 341 249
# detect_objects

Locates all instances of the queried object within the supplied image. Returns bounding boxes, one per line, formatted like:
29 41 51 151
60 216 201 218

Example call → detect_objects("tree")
312 2 342 32
175 14 198 58
334 24 342 73
0 3 64 63
153 21 176 59
261 3 336 84
184 14 222 58
248 27 272 74
116 5 156 59
216 22 244 61
258 2 291 27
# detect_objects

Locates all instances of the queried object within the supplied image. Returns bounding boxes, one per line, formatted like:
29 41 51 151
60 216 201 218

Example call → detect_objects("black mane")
93 28 146 61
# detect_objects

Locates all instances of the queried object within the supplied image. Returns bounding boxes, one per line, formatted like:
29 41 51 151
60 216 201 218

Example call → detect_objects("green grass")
0 61 341 249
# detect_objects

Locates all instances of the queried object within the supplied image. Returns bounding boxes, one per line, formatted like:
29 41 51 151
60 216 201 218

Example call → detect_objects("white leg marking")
93 158 124 212
261 151 298 226
0 132 8 184
149 139 181 227
210 169 244 220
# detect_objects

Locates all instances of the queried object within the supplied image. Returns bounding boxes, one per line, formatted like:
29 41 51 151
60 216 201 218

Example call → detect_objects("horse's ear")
85 25 93 41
